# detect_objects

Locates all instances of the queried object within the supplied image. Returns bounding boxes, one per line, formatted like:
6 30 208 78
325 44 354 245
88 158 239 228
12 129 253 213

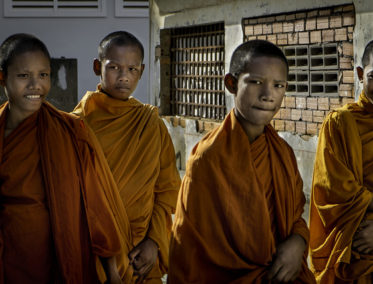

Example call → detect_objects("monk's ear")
140 64 145 78
93 59 102 76
357 66 364 82
224 73 238 95
0 70 5 87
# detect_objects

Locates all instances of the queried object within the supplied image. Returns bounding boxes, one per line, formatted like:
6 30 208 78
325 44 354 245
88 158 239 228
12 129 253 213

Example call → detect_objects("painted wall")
0 1 150 104
151 0 373 220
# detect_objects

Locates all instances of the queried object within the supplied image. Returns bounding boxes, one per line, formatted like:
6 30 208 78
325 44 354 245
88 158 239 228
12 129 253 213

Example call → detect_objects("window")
284 44 339 96
115 0 148 18
4 0 106 17
161 22 226 120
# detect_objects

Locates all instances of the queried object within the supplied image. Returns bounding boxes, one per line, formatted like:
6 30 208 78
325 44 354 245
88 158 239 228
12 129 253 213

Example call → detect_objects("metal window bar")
170 22 226 120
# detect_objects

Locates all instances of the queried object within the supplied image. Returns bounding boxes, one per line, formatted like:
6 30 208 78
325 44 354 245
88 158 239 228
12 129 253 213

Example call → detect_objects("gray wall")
0 1 150 103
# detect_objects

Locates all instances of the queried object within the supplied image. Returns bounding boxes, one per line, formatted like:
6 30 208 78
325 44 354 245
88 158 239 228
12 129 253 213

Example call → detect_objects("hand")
128 238 158 283
267 234 306 283
352 220 373 254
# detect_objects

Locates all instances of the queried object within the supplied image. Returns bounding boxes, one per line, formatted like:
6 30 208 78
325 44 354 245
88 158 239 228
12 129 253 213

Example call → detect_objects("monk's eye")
40 73 50 78
17 73 28 78
275 83 285 88
129 67 139 73
249 80 261 85
108 65 119 70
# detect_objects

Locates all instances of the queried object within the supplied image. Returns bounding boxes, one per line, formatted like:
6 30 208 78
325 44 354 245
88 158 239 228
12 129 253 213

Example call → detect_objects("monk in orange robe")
73 31 180 283
309 40 373 283
0 33 125 283
168 40 315 283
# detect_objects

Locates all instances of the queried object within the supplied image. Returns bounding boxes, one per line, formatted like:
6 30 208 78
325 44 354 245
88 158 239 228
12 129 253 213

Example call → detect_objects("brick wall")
243 4 355 136
163 115 220 133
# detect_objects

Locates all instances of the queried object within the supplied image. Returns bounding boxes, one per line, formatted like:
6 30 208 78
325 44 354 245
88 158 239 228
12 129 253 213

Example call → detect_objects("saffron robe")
73 87 181 282
168 110 315 283
0 102 124 283
310 91 373 283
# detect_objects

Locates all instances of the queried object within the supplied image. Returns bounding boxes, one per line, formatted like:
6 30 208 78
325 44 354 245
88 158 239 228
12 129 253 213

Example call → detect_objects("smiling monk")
0 33 124 284
168 40 315 283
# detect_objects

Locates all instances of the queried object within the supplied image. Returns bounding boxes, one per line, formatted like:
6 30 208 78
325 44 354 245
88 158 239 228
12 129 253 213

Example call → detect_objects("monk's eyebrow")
240 73 261 79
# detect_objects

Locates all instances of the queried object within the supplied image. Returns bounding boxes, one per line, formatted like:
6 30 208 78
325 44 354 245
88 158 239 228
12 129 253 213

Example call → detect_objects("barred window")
160 22 226 120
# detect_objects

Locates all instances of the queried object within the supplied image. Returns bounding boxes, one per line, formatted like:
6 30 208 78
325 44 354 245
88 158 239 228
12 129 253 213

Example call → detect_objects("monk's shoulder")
138 103 163 127
73 91 98 116
189 126 225 163
323 107 356 129
60 111 90 141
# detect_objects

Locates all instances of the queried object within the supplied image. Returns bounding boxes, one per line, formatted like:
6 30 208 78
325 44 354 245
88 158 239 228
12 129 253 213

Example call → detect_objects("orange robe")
73 87 181 282
310 91 373 283
0 102 124 283
168 110 315 283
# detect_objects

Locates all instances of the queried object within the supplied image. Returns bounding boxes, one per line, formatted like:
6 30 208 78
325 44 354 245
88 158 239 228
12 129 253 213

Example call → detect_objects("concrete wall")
151 0 373 220
0 1 150 103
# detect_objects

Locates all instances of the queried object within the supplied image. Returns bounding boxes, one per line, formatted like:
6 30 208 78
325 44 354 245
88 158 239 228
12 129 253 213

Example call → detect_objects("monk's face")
233 56 287 133
98 44 144 101
3 50 50 117
358 61 373 102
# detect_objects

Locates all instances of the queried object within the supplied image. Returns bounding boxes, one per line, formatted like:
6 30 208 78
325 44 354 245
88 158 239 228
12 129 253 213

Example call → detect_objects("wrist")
147 237 159 251
292 234 307 252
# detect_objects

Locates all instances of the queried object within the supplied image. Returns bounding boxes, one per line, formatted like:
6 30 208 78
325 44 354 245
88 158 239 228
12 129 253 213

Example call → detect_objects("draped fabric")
310 91 373 283
0 102 123 283
168 110 314 283
73 87 180 282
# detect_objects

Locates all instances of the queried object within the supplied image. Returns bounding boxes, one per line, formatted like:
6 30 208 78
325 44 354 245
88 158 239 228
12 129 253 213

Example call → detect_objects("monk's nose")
118 69 129 82
260 85 274 102
28 76 41 90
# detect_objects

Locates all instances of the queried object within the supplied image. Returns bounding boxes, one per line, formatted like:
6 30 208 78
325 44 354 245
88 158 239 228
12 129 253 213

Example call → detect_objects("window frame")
114 0 149 18
3 0 106 17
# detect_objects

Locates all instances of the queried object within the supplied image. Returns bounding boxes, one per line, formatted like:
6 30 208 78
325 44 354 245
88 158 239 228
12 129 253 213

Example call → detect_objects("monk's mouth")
116 86 130 91
25 95 44 100
253 106 275 111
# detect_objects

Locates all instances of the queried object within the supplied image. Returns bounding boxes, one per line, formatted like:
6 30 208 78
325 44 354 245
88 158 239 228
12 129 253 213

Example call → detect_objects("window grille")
4 0 106 17
115 0 148 17
169 22 226 120
283 44 339 97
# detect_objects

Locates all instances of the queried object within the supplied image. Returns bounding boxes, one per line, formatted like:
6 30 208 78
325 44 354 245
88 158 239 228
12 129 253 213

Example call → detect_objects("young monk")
309 40 373 283
168 39 315 283
73 31 181 283
0 33 125 283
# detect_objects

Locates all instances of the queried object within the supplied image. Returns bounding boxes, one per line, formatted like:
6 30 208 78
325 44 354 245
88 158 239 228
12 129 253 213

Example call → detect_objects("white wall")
0 1 150 103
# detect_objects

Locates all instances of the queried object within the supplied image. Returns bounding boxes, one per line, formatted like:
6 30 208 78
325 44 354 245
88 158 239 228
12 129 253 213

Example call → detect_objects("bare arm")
100 256 121 284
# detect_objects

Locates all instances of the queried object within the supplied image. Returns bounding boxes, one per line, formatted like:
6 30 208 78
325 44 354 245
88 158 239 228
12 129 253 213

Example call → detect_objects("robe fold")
168 109 315 283
310 91 373 283
73 87 181 282
0 102 124 283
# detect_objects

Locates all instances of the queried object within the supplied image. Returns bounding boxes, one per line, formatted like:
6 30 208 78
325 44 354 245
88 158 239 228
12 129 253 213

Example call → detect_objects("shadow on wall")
0 58 78 112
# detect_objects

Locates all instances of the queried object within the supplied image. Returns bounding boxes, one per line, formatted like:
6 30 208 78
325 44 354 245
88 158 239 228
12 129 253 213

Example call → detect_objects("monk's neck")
234 111 265 143
5 106 37 138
